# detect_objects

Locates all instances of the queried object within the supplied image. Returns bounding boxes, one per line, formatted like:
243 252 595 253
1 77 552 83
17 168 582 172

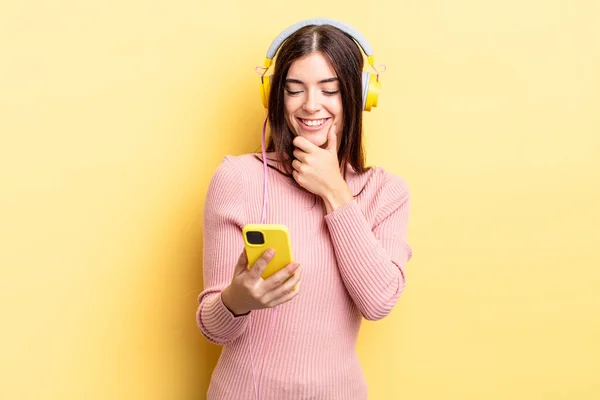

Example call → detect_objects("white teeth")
301 118 326 127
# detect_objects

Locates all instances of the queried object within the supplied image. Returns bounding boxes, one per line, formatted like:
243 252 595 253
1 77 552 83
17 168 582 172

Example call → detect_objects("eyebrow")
285 77 339 84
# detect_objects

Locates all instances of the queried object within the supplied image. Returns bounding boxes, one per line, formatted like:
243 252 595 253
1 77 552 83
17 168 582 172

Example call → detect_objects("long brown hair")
265 24 369 177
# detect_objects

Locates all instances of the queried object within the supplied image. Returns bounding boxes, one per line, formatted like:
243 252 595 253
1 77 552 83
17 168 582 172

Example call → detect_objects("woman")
197 19 413 400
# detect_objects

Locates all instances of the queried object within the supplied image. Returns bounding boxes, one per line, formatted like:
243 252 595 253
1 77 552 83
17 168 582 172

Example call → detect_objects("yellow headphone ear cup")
260 75 271 109
364 74 380 111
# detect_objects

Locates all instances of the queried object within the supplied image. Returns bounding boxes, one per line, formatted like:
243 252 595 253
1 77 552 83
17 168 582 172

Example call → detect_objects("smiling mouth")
298 117 330 127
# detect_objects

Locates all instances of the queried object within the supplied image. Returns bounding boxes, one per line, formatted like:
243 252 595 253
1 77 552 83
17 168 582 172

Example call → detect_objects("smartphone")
242 224 294 280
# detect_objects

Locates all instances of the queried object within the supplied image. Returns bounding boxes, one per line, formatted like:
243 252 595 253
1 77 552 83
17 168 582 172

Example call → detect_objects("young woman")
197 19 413 400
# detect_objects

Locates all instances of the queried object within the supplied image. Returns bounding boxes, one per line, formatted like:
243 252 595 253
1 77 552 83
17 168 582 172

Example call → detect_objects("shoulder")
369 168 411 218
351 165 410 204
206 154 260 198
206 154 267 200
354 166 411 227
213 153 261 172
205 154 261 219
368 166 409 191
209 153 263 181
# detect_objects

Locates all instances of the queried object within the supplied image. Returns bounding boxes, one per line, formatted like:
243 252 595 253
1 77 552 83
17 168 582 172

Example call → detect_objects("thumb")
233 248 249 276
326 123 338 153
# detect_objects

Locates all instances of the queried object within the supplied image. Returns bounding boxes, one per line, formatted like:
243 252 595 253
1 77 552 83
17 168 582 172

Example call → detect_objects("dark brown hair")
265 24 369 177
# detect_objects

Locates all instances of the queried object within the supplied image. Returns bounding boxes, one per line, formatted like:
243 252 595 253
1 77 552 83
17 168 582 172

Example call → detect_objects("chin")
291 121 330 147
297 131 328 147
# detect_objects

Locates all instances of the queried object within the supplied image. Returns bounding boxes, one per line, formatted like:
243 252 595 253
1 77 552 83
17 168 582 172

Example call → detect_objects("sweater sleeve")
323 174 413 321
196 156 250 345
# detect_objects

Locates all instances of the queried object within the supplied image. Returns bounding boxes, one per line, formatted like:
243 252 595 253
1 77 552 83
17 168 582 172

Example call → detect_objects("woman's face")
283 52 344 148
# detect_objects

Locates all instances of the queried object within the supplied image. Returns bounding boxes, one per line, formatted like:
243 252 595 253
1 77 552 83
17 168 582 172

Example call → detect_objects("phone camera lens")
246 231 264 245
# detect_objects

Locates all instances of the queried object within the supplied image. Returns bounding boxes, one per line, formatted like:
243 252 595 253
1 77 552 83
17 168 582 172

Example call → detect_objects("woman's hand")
221 248 301 316
292 124 354 213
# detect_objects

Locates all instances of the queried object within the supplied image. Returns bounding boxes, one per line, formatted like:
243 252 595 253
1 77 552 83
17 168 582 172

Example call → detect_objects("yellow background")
1 0 599 399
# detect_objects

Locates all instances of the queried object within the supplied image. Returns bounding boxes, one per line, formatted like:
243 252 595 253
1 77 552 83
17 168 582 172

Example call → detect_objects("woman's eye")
285 89 339 96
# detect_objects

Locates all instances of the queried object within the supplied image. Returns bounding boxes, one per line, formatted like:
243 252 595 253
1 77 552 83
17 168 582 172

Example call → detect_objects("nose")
302 88 321 113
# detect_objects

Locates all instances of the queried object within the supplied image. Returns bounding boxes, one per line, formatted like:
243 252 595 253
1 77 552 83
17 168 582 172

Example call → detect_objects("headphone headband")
263 18 374 68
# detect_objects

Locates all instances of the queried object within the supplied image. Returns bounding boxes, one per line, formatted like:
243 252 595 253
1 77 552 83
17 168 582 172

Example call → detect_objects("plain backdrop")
1 1 599 399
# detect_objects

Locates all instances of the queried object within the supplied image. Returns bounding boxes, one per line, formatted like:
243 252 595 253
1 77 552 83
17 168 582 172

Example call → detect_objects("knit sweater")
196 153 413 400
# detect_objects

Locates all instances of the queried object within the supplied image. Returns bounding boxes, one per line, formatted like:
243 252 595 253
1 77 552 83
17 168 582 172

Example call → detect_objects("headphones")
259 18 382 112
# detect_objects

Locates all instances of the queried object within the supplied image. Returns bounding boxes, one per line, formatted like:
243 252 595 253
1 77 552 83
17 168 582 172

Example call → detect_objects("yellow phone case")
242 224 294 280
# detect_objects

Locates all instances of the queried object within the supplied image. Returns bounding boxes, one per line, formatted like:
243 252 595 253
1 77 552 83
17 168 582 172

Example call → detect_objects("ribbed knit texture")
197 153 413 400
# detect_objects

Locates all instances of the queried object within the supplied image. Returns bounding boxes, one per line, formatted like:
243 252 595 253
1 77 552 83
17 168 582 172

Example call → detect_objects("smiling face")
283 52 344 148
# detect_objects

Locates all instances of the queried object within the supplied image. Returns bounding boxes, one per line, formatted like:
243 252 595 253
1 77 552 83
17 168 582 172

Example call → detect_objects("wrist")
322 182 354 214
221 286 250 317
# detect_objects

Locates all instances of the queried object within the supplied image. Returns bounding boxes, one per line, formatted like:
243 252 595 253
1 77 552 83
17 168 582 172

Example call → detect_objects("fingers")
292 135 316 153
263 262 300 292
248 248 276 279
291 159 303 173
263 265 302 307
325 124 338 152
243 255 303 310
292 148 309 163
233 248 248 276
268 283 301 308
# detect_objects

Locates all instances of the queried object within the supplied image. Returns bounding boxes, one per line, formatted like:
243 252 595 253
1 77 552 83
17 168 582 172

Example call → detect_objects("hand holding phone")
220 224 301 316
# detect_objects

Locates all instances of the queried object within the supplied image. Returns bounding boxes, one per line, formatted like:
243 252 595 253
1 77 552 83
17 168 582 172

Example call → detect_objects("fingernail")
266 249 275 257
